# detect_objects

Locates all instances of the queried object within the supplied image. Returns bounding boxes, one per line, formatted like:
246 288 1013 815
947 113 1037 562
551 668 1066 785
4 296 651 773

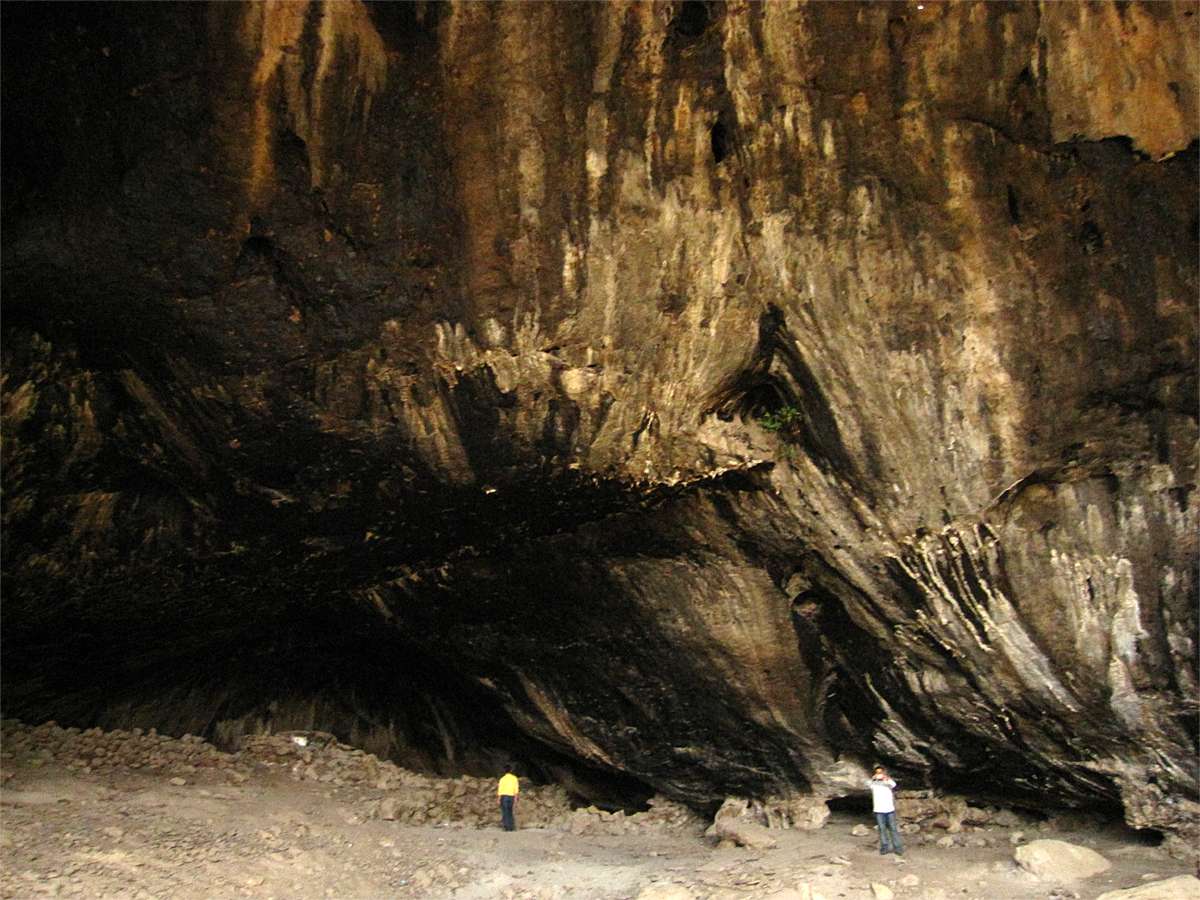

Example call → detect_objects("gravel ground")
1 721 1192 899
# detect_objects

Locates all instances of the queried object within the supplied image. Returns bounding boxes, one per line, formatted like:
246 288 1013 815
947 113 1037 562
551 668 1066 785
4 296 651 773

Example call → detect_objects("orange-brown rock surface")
2 0 1196 847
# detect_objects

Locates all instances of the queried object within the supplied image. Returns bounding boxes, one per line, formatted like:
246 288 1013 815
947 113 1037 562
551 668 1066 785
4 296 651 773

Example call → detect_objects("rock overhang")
1 0 1196 849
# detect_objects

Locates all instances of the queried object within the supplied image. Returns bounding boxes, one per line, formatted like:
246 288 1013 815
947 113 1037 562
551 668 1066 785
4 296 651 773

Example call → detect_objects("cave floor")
0 758 1188 900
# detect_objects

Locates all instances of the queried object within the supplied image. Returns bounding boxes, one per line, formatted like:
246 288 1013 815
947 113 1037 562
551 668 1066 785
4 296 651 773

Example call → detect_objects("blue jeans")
875 811 903 853
500 795 516 831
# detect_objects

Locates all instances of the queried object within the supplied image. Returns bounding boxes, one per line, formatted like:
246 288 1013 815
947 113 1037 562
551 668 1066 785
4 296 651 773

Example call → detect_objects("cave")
1 0 1197 869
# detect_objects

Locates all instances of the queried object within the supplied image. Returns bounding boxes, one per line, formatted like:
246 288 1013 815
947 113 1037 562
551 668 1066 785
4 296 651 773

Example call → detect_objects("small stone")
899 874 920 887
851 824 871 836
169 777 187 786
936 835 956 848
635 885 696 900
870 883 894 900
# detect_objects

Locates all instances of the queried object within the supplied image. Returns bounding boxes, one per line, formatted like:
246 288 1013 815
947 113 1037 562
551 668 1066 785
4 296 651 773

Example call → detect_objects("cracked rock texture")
2 1 1197 847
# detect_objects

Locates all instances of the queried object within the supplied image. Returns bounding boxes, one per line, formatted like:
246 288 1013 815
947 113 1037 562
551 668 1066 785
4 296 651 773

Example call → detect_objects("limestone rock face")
1 1 1196 843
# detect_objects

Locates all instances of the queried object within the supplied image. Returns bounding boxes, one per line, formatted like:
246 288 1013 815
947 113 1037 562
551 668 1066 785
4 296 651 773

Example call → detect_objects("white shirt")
869 777 896 813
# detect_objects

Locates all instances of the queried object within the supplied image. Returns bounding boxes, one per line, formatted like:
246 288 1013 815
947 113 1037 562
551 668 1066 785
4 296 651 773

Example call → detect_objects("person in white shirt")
868 765 904 855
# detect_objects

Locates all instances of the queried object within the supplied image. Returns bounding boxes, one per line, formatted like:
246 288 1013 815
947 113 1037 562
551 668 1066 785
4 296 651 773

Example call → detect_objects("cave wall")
2 0 1197 841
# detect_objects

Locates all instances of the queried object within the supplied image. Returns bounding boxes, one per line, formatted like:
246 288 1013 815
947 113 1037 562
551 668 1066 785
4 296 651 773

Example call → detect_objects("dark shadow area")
827 794 873 814
671 1 710 44
711 118 730 164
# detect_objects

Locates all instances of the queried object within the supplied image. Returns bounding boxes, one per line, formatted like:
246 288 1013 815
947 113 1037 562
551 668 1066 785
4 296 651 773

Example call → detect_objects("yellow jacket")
497 773 519 796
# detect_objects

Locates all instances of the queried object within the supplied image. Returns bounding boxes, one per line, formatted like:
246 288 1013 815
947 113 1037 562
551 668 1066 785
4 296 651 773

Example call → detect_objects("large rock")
712 818 778 851
1096 876 1200 900
708 798 778 849
1014 839 1112 880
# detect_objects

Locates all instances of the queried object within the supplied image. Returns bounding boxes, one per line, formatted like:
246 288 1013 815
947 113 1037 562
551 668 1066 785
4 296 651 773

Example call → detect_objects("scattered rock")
1014 839 1111 880
1095 876 1200 899
991 809 1023 828
0 720 709 837
635 883 696 900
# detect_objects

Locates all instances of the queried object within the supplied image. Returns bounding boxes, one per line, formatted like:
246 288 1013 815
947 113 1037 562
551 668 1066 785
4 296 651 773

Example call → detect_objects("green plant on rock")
757 404 802 434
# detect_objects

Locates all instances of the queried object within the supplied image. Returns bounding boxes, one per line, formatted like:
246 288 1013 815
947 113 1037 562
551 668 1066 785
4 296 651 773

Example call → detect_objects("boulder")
1014 839 1111 880
378 797 401 821
708 796 778 847
1095 876 1200 900
712 817 778 850
991 809 1023 828
764 795 831 831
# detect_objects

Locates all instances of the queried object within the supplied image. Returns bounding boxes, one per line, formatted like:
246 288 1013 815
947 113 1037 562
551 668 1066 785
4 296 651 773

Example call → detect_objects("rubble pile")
895 791 1036 834
1 720 240 780
562 797 704 836
0 721 705 835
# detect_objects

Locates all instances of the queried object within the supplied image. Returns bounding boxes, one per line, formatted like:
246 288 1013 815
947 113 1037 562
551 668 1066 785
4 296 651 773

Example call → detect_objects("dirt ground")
1 725 1193 900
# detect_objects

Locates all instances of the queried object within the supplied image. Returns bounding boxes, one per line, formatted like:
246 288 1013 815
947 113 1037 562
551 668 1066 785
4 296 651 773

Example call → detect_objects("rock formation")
2 0 1196 847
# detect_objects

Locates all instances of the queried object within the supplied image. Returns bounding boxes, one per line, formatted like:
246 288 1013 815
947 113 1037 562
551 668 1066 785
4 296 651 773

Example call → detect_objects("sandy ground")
1 748 1193 900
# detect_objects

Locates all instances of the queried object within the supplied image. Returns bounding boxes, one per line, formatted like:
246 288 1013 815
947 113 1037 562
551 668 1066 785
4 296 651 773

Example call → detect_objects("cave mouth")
1122 826 1165 847
672 1 710 42
0 566 669 813
826 794 873 815
547 764 656 815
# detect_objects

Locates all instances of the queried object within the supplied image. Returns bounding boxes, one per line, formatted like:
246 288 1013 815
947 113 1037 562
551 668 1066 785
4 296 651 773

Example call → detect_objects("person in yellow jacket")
497 768 519 831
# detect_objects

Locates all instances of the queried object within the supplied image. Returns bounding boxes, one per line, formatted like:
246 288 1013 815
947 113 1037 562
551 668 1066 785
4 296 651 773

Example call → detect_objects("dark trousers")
500 794 516 831
875 811 903 853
